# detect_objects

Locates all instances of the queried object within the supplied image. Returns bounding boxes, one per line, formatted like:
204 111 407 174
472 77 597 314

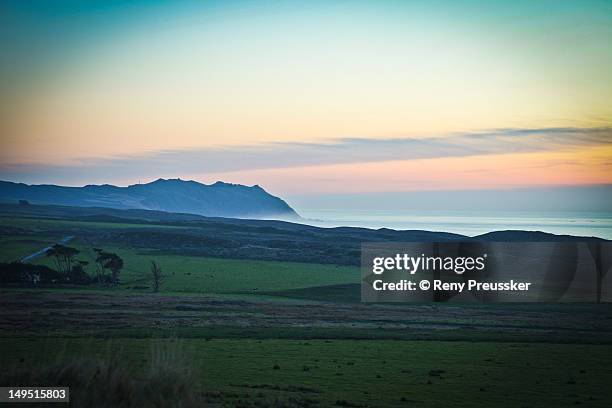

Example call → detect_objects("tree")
45 244 79 275
92 248 105 284
150 261 164 293
67 261 92 285
93 248 124 286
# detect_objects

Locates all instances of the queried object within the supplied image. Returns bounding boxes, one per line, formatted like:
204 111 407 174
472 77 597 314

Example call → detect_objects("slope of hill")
0 179 298 219
0 202 603 267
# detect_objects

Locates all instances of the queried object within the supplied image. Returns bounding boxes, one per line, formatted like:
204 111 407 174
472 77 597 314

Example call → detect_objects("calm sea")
297 209 612 240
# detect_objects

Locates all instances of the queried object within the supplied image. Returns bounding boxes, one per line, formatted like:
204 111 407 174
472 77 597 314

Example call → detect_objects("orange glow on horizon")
193 145 612 194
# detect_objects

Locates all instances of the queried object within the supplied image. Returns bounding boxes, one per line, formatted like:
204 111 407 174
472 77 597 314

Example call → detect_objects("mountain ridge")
0 201 605 242
0 179 299 220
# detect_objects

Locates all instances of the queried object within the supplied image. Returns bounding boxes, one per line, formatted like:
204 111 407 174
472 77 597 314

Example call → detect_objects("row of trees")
43 244 91 284
92 248 124 285
44 244 125 286
43 244 164 291
38 244 124 286
0 243 167 291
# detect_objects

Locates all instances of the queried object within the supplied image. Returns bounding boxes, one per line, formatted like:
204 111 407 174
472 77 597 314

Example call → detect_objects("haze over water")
298 210 612 240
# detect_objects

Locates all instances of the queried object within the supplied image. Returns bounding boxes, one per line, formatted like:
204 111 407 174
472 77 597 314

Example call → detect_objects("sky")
1 0 611 205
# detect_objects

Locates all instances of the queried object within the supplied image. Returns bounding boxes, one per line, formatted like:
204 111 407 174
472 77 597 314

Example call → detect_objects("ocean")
296 209 612 240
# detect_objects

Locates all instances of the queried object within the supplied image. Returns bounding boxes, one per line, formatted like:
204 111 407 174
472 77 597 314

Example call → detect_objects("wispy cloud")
1 127 611 185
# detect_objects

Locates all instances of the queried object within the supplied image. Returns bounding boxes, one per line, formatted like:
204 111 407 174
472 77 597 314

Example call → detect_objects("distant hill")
1 202 604 244
0 202 603 266
0 179 299 219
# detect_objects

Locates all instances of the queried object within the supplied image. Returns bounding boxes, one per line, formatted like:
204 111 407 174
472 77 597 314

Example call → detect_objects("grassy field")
2 214 360 295
2 210 612 407
25 243 359 294
0 236 57 263
2 337 611 407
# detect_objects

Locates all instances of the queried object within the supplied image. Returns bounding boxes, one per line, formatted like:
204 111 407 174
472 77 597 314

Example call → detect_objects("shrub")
0 262 92 286
0 342 203 407
0 262 61 286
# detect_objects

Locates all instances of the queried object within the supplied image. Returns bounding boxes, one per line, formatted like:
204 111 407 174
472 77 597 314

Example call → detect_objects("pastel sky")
1 0 611 197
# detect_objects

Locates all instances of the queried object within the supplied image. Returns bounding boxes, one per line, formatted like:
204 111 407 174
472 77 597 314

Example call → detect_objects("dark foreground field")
2 291 612 343
3 336 612 408
1 204 611 407
2 290 612 407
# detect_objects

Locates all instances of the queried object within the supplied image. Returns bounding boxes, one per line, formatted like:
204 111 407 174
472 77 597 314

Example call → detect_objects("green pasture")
0 236 58 263
0 215 359 295
1 337 610 407
27 243 359 295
